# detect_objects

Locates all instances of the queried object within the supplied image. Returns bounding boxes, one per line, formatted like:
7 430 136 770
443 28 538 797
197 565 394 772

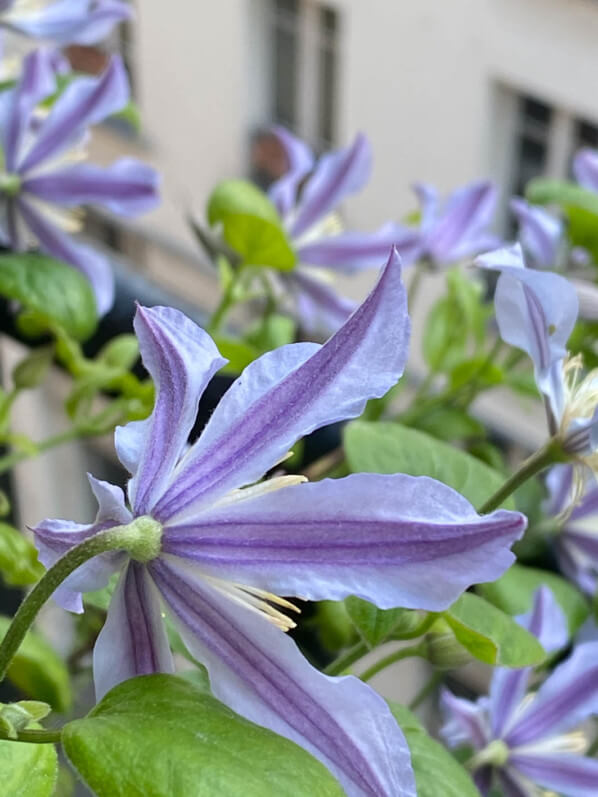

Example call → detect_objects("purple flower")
573 148 598 194
547 464 598 596
411 179 499 267
442 587 598 796
269 127 420 333
0 49 159 314
510 197 563 269
0 0 132 45
33 250 526 796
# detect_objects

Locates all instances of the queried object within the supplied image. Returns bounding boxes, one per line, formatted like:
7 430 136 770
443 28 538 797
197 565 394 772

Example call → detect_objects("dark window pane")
521 96 551 126
275 0 298 14
317 6 338 146
320 5 337 33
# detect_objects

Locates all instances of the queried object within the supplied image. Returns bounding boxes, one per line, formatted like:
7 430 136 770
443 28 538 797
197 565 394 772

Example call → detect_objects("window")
510 95 553 197
268 0 340 150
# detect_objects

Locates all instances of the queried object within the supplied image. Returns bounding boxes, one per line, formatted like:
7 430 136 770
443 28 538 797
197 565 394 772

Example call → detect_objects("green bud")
97 335 139 370
421 630 472 670
119 515 163 563
0 172 21 197
0 700 51 738
12 345 54 390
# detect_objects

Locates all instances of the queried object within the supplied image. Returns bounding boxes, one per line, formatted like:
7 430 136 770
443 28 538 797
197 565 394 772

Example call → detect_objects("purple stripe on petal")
152 248 409 522
162 473 525 611
19 55 129 173
152 557 416 797
545 464 573 517
562 529 598 560
297 223 421 273
412 183 438 234
510 753 598 797
4 49 55 172
510 197 562 268
23 158 160 216
426 181 496 263
506 642 598 747
117 305 226 515
439 688 489 750
93 562 174 701
268 125 314 217
290 134 371 238
290 269 356 335
498 768 534 797
17 196 115 314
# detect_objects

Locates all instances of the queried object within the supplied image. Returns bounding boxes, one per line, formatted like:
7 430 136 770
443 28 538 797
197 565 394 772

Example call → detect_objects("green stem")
0 427 84 476
360 643 425 683
0 728 61 744
407 265 424 311
394 613 436 640
409 671 443 710
478 439 565 515
0 522 157 683
323 641 369 676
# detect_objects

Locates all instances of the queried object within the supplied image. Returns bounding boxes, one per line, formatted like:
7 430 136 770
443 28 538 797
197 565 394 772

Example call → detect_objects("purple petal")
412 183 438 233
87 474 133 525
290 134 372 238
17 196 115 314
3 49 55 172
574 148 598 193
152 556 416 797
497 768 534 797
19 55 129 173
425 180 497 264
289 269 357 335
545 464 574 517
152 248 410 522
506 642 598 747
297 223 421 272
2 0 133 45
23 158 160 216
115 305 226 516
477 244 578 400
510 197 563 268
268 126 314 217
489 587 567 738
510 753 598 797
439 688 489 750
93 561 174 701
162 473 525 611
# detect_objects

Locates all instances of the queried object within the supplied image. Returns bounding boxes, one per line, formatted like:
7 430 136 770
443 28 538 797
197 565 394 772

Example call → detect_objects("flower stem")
0 728 61 744
323 641 369 676
360 643 425 683
478 438 566 515
0 522 153 683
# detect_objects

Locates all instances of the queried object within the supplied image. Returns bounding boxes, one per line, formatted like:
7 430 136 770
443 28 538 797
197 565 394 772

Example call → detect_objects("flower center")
0 173 21 197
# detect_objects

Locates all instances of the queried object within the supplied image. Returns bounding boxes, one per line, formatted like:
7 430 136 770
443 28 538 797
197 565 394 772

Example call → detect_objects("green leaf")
96 335 139 370
477 563 589 635
0 253 97 341
345 596 416 647
207 180 296 271
389 703 478 797
11 345 54 390
0 523 44 586
0 736 57 797
442 592 545 667
344 421 514 509
247 313 296 351
213 336 260 374
0 616 71 712
63 675 344 797
449 357 504 392
423 296 468 371
412 407 484 442
526 178 598 216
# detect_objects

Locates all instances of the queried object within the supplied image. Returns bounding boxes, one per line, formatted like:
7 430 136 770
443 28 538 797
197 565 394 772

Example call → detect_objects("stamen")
211 474 307 509
203 575 301 632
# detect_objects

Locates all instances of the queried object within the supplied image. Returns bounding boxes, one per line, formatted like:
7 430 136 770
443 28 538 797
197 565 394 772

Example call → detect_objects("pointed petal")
507 642 598 747
297 223 421 272
268 125 314 216
3 0 133 45
290 134 372 238
290 269 356 334
510 753 598 797
93 562 174 701
19 55 129 173
476 244 578 394
152 557 416 797
3 49 56 172
574 148 598 193
439 688 489 749
23 158 160 216
489 587 568 738
498 768 535 797
153 248 410 522
545 464 574 517
115 305 226 515
87 474 133 525
426 180 497 263
510 197 563 268
16 196 115 314
412 182 438 233
162 473 525 610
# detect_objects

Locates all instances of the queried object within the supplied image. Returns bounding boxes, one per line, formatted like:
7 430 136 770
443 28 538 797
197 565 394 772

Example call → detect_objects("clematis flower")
33 250 526 797
510 196 563 269
476 244 598 501
441 586 598 797
0 48 159 314
0 0 132 45
546 464 598 596
573 148 598 194
409 178 499 267
268 126 420 333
